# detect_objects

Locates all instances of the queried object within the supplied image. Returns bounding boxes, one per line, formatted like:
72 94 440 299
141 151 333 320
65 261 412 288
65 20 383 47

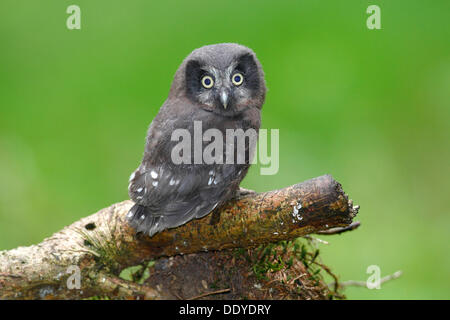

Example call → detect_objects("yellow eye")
231 73 244 86
201 75 214 89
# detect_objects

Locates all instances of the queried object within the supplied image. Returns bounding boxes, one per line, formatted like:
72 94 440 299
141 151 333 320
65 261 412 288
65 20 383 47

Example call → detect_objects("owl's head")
170 43 266 116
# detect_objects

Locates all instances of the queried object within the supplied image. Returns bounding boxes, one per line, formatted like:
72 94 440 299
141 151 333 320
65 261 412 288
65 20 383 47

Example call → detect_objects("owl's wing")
127 162 245 236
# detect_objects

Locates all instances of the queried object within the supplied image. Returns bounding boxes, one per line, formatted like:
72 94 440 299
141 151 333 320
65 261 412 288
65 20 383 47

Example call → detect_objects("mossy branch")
0 174 359 299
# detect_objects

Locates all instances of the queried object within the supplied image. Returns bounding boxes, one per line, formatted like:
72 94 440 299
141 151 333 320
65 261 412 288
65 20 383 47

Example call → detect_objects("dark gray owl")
127 43 266 236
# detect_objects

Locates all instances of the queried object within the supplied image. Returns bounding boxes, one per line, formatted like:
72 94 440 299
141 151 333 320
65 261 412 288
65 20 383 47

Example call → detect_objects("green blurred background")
0 1 449 299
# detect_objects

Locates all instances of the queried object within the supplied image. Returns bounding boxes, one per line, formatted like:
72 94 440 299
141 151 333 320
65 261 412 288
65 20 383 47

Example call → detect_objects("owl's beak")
220 90 229 109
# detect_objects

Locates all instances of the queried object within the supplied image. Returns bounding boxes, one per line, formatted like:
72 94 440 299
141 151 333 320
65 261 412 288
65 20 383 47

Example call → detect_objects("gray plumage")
127 43 266 236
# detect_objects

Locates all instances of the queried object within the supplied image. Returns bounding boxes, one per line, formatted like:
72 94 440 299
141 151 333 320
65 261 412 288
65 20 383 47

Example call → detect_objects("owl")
127 43 266 236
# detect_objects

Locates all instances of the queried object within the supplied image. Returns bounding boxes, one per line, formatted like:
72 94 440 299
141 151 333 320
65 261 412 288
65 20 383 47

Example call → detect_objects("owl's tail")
126 204 164 236
127 199 220 237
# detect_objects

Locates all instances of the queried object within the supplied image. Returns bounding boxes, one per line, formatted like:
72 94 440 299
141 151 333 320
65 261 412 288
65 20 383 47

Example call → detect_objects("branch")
0 174 359 299
316 221 361 235
329 271 403 289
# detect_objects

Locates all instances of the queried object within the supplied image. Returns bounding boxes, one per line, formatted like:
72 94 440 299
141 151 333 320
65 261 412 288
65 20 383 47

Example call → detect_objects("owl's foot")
236 187 256 197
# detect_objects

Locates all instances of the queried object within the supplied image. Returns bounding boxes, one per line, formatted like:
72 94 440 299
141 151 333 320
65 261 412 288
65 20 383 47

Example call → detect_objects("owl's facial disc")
185 53 262 115
197 65 235 110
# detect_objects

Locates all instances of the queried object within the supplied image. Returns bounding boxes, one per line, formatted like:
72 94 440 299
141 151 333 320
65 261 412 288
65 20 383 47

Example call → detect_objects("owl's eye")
231 73 244 86
201 75 214 89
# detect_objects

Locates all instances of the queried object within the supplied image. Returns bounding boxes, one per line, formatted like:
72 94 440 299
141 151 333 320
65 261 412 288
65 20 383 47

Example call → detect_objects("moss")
119 260 154 284
77 226 127 272
245 237 344 299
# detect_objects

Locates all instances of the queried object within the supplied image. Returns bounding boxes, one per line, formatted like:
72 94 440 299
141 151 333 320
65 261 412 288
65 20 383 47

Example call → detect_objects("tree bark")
0 174 359 300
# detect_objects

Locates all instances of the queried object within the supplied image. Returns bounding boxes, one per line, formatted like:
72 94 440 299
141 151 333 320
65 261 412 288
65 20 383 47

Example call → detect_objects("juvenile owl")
127 43 266 236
